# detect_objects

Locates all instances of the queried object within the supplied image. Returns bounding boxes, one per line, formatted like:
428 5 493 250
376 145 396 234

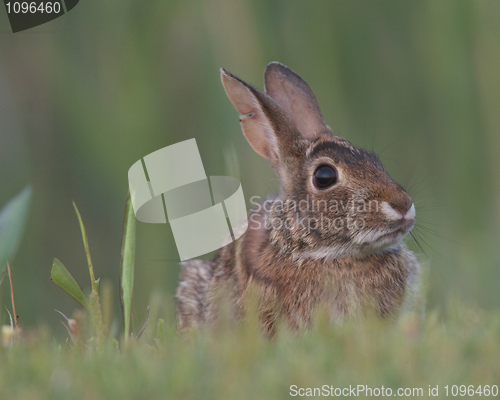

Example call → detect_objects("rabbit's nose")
389 193 413 217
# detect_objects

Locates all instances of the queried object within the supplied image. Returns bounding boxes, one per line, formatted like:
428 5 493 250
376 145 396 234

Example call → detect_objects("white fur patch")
380 201 416 221
405 203 416 220
380 201 403 220
299 245 351 262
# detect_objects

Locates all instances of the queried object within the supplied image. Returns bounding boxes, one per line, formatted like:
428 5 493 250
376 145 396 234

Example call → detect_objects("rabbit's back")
176 259 214 331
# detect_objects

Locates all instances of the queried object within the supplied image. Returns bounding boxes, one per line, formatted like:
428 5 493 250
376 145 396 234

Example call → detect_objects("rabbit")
175 62 420 336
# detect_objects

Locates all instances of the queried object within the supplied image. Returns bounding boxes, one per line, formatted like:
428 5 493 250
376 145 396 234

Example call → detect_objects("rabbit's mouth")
351 214 415 252
351 221 413 256
370 224 412 248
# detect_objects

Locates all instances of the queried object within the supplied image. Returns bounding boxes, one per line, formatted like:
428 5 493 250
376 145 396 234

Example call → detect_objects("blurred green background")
0 0 499 332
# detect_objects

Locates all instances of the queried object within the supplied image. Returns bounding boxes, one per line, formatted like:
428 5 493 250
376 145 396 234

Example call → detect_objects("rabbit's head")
222 62 415 260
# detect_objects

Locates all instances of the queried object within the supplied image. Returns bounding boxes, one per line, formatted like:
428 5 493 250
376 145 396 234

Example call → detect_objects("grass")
0 300 499 399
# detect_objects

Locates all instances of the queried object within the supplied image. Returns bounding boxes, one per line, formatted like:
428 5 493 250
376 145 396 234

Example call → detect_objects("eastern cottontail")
176 62 420 336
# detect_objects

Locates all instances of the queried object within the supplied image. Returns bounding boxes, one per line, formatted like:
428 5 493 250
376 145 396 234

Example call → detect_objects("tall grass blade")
0 186 32 274
50 258 88 310
72 201 98 292
7 262 17 328
120 194 136 341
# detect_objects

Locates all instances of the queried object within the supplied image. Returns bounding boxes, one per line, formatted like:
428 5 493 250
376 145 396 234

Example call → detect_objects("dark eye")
313 165 337 189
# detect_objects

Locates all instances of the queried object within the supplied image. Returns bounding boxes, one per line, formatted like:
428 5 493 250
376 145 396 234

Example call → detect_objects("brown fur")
175 63 420 336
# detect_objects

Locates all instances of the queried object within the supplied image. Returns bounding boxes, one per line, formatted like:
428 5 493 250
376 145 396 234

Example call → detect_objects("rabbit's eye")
313 165 337 189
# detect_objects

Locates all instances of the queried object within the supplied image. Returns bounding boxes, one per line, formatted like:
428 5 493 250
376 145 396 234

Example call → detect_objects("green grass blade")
120 194 136 340
72 201 97 293
0 186 32 274
50 258 87 310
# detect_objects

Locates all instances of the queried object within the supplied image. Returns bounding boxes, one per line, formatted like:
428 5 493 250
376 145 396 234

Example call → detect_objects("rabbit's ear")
221 68 300 168
264 62 327 141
